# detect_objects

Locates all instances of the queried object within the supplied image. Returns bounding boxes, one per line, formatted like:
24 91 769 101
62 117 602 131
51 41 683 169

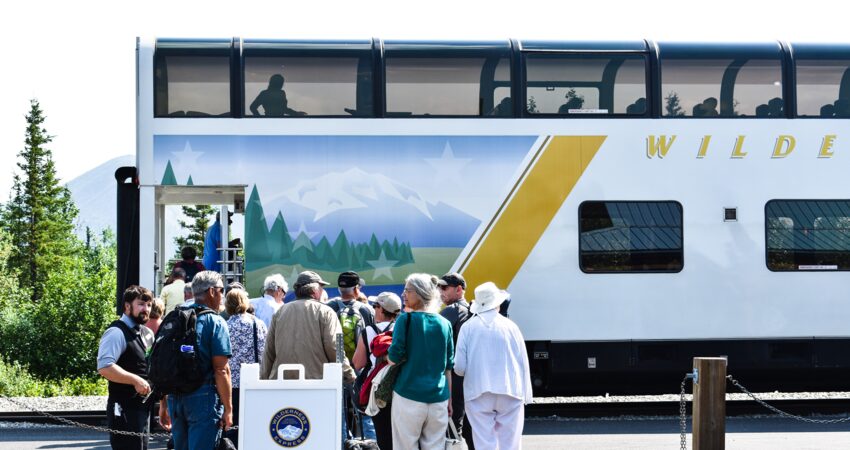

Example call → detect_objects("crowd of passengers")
97 265 531 450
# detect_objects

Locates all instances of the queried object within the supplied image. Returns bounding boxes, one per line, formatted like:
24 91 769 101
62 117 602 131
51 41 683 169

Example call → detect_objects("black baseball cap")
437 272 466 289
338 271 362 288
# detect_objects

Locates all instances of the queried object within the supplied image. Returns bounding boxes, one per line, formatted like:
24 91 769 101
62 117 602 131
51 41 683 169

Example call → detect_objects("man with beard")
97 285 155 449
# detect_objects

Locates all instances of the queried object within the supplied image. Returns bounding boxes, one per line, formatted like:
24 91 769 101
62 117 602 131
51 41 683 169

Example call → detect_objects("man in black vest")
97 285 155 450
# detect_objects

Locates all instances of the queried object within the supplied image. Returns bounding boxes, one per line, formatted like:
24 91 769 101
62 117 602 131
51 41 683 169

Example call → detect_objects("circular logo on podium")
269 407 310 447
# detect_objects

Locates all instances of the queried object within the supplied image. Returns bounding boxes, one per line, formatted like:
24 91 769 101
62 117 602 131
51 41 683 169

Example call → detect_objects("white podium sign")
238 363 342 450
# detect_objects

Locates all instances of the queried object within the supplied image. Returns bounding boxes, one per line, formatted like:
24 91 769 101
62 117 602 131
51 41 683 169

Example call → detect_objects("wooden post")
692 357 727 450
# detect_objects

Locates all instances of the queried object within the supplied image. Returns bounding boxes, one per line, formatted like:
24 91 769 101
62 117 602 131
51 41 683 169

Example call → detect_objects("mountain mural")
261 168 481 248
245 184 415 273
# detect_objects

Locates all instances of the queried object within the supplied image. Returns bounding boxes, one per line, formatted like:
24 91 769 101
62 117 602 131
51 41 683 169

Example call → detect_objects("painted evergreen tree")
244 186 273 267
161 160 178 185
173 205 215 261
1 100 78 302
269 212 294 262
186 175 194 186
331 230 351 269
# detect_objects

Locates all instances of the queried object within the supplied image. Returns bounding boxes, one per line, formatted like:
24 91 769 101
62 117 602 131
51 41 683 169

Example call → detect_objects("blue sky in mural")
155 135 536 247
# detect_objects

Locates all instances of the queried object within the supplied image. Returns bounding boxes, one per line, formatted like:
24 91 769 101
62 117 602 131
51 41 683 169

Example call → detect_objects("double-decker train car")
119 37 850 395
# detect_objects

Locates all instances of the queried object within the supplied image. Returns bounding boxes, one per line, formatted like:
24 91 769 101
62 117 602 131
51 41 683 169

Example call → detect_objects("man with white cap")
261 271 355 383
454 282 533 450
250 273 288 328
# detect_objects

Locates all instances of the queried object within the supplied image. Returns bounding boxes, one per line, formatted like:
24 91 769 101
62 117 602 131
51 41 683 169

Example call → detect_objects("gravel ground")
3 392 850 413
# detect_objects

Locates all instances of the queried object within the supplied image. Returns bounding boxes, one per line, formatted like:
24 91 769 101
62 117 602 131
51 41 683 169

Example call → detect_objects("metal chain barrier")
679 373 692 450
726 374 850 425
0 393 237 438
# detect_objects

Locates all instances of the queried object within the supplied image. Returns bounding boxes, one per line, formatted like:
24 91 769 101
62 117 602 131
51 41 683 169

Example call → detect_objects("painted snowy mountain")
277 424 302 440
66 154 135 239
262 168 481 248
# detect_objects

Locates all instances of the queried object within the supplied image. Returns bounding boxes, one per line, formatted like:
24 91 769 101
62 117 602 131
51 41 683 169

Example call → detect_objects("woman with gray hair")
388 273 454 449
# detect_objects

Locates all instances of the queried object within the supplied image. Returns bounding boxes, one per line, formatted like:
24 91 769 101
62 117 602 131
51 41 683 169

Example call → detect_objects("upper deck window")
793 44 850 118
383 42 512 117
659 43 784 118
524 54 647 116
243 41 374 117
154 40 232 117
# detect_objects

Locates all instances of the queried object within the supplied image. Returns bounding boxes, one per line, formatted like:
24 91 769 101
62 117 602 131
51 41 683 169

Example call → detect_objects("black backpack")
148 306 213 394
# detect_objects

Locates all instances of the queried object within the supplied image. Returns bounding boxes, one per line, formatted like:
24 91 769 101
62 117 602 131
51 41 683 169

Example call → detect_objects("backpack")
353 322 393 406
452 302 471 344
148 306 213 394
330 300 365 362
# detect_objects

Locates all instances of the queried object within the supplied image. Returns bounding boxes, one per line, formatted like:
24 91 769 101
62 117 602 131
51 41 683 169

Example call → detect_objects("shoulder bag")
374 315 411 406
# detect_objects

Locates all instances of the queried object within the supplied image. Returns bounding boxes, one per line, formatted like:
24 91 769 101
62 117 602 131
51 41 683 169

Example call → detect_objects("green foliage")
174 205 215 261
1 99 79 302
665 91 685 117
0 231 117 380
0 356 106 397
527 96 539 114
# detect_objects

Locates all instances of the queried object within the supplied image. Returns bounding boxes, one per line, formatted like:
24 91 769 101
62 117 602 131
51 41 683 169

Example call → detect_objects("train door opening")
152 184 247 295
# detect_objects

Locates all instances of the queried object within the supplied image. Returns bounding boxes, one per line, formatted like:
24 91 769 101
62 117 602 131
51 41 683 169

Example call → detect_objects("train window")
154 43 232 117
796 60 850 117
579 201 683 273
384 42 512 117
243 43 374 117
766 200 850 271
661 59 783 117
525 54 647 116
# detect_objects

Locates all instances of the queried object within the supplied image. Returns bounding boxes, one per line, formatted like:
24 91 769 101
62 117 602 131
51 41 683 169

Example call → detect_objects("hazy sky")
1 0 844 195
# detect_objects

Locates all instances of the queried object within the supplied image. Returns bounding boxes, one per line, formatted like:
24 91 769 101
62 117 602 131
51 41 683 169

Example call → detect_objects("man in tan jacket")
261 271 355 384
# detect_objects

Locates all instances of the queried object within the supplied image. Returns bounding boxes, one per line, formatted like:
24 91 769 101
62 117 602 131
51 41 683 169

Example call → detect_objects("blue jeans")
167 384 223 450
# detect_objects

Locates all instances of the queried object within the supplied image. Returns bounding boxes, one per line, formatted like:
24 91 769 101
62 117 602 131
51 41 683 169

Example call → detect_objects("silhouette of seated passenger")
767 97 784 117
558 97 584 114
249 74 306 117
820 104 835 117
488 97 513 116
755 104 770 117
834 99 850 118
694 97 719 117
626 98 646 114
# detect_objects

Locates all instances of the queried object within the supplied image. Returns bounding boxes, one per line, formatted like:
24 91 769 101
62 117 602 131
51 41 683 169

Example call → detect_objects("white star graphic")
288 221 318 241
424 142 472 185
367 250 398 281
171 141 204 181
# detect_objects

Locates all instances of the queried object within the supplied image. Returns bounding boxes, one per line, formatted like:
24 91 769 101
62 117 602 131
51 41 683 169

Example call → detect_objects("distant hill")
66 154 134 239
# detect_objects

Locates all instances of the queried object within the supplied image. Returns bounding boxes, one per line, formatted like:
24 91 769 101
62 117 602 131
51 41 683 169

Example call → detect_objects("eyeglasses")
439 285 453 290
212 286 224 293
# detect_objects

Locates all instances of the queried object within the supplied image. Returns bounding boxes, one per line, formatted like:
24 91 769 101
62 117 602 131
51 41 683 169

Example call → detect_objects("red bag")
359 332 393 405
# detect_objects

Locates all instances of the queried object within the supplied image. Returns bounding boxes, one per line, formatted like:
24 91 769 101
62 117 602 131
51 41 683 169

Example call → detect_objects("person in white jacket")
454 282 533 450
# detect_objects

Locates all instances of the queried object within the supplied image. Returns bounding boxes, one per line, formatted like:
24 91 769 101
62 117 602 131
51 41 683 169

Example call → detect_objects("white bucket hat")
470 282 510 314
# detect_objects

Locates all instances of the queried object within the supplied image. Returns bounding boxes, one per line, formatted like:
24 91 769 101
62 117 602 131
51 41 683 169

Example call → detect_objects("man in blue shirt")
202 214 223 273
159 271 233 450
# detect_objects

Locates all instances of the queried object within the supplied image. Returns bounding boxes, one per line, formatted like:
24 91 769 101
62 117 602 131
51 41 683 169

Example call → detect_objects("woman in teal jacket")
388 273 454 449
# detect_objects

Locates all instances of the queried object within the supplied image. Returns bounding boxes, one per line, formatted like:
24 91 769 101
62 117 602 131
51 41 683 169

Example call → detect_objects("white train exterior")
124 37 850 394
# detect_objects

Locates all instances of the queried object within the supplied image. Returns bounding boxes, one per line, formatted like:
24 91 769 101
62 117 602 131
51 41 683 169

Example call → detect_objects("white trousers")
465 392 525 450
391 392 449 450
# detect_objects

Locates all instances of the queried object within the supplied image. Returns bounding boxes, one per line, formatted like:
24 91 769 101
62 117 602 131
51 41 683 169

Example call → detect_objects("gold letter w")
647 135 676 159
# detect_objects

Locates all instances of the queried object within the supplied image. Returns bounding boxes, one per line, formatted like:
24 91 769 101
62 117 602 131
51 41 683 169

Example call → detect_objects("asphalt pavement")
3 416 850 449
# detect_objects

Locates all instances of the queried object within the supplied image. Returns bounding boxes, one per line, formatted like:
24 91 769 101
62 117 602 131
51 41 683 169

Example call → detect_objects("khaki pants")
391 392 449 450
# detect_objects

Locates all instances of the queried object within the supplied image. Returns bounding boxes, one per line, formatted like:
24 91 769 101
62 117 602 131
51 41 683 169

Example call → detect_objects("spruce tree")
2 100 78 302
173 205 215 261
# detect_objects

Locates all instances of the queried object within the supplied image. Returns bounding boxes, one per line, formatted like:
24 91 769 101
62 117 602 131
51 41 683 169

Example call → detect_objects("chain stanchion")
726 374 850 425
679 368 697 450
0 393 237 438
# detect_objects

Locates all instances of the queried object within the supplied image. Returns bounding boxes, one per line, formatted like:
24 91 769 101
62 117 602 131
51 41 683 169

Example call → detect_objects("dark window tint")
661 59 783 117
244 55 373 117
796 60 850 117
525 55 647 115
766 200 850 271
155 55 231 117
384 56 511 117
580 201 683 273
